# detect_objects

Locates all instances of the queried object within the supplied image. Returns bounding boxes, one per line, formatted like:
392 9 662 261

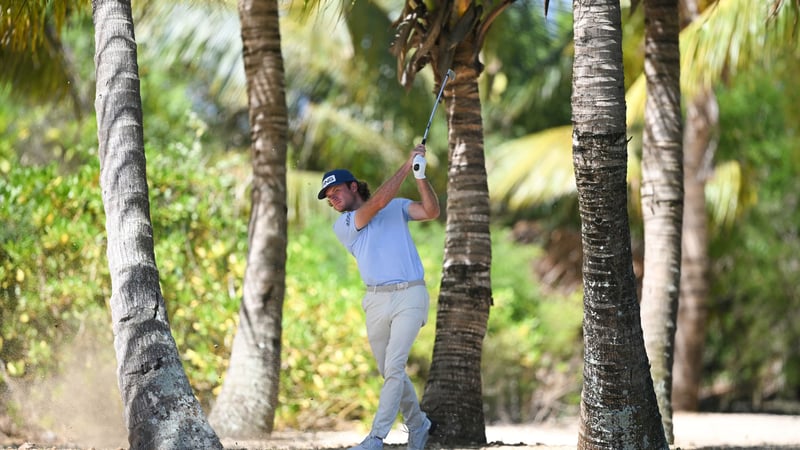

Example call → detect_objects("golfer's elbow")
421 202 440 221
428 203 440 220
409 200 439 221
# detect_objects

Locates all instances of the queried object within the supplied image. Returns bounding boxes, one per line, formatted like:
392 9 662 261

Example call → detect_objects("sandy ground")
218 412 800 450
5 412 800 449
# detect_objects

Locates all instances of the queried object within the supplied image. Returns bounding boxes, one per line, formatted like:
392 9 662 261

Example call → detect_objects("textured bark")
639 0 683 443
92 1 222 448
421 42 491 446
208 0 288 438
672 91 716 411
572 0 668 448
390 0 514 442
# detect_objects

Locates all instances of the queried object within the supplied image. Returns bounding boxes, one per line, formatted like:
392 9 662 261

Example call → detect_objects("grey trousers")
361 284 429 438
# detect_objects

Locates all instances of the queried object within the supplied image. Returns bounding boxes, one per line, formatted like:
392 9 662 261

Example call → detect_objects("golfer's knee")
383 361 406 380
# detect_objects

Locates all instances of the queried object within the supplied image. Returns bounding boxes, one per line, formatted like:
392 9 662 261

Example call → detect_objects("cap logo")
318 169 356 199
322 174 336 189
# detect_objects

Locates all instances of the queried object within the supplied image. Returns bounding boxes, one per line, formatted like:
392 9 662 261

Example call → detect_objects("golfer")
317 144 439 450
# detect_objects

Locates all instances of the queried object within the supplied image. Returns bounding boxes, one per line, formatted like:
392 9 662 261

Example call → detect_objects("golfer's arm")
409 178 439 221
354 159 413 229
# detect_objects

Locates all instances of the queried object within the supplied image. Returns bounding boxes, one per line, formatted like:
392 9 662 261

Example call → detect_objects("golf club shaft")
421 69 455 145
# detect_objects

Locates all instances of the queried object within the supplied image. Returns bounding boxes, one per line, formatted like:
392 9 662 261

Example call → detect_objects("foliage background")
0 132 582 430
2 0 800 438
0 21 583 427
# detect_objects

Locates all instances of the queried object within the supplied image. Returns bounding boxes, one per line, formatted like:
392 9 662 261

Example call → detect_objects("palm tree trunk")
639 0 683 443
672 90 715 411
421 45 491 446
572 0 667 448
208 0 288 438
92 1 222 448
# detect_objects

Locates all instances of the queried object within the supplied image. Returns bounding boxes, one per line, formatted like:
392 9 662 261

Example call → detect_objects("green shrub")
2 106 581 429
483 228 583 422
705 67 800 410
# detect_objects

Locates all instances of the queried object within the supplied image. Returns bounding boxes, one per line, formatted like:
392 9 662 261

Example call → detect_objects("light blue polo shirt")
334 198 424 286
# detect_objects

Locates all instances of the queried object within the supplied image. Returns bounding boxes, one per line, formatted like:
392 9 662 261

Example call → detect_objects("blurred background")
1 0 799 444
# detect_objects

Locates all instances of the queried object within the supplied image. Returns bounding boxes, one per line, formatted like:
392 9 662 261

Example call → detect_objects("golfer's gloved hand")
412 154 427 179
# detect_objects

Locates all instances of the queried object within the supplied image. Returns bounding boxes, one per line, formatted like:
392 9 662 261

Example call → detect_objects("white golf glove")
412 154 427 179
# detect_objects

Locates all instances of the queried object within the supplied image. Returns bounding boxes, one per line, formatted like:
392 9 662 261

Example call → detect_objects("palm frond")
134 0 430 167
681 0 800 99
0 2 90 113
302 102 420 168
488 85 644 213
0 35 73 105
625 0 799 125
135 3 247 107
488 125 575 210
134 0 376 111
282 2 356 80
705 160 757 231
0 0 87 51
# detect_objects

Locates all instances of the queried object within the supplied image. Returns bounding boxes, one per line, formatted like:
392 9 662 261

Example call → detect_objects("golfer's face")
325 183 354 212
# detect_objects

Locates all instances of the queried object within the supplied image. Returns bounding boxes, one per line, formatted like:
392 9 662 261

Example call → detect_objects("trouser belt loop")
366 280 425 293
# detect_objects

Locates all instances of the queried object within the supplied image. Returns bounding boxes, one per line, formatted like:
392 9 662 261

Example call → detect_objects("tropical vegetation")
1 0 799 443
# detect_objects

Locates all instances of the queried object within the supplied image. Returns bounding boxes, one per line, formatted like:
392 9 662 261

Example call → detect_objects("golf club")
420 69 455 145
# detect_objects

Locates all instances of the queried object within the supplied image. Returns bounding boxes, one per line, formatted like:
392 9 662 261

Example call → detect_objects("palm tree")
637 0 682 442
571 0 667 447
672 87 714 411
133 0 440 216
671 0 800 410
207 0 288 438
91 0 222 448
390 0 515 443
491 0 800 414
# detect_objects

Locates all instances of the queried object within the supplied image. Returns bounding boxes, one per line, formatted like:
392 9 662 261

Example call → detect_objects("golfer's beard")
333 199 353 212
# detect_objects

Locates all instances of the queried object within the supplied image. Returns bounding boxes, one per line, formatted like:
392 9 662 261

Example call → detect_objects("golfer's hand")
413 155 427 179
412 144 427 179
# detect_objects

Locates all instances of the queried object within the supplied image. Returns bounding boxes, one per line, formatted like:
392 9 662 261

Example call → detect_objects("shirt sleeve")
333 210 359 251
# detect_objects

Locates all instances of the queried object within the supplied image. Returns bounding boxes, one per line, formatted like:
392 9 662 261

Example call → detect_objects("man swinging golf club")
318 143 439 450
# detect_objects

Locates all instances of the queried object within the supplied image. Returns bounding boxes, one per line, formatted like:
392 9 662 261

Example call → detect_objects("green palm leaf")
0 1 90 112
490 0 797 228
135 3 246 107
706 160 758 232
135 1 437 169
680 0 800 99
299 101 428 172
489 125 574 209
489 124 642 210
